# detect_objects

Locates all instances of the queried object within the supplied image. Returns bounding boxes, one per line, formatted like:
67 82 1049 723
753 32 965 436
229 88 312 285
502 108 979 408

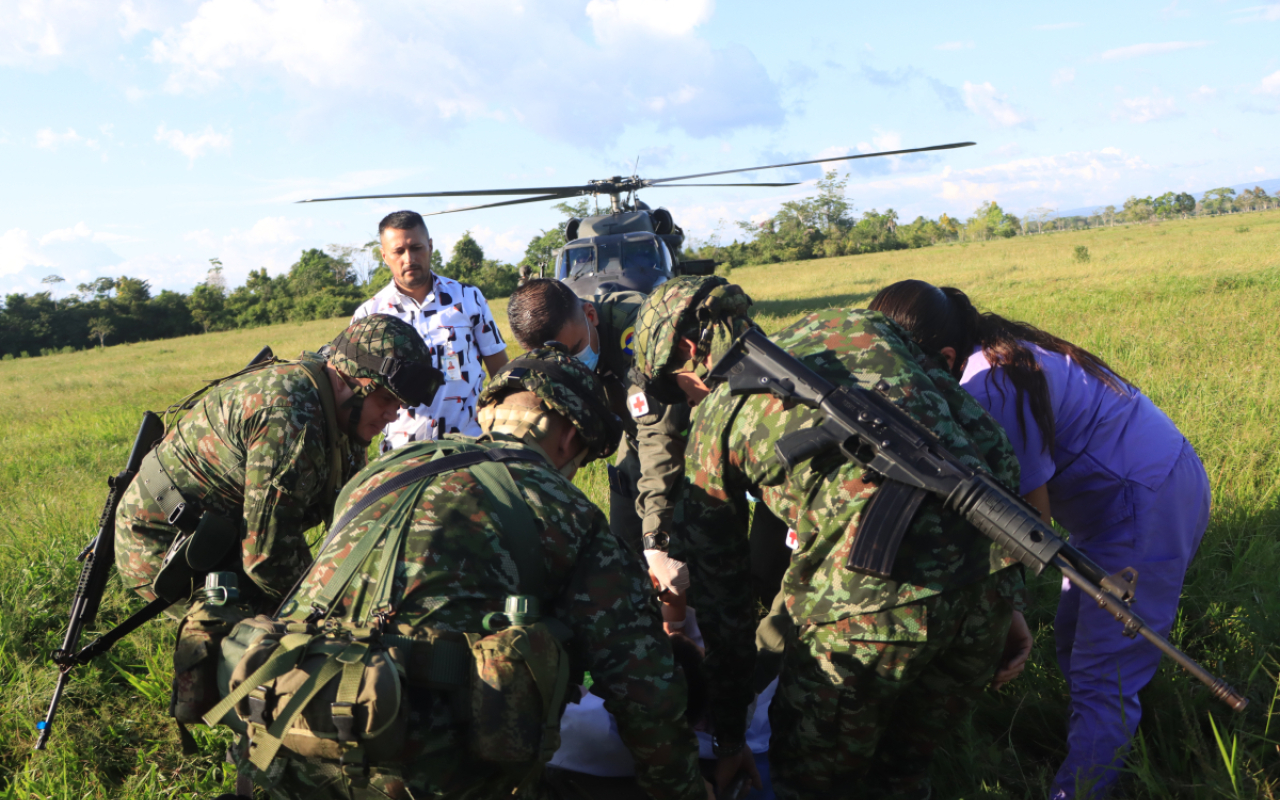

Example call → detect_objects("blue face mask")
574 338 600 371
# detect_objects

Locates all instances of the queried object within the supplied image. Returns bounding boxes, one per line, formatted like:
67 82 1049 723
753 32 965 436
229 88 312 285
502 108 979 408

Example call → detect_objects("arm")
239 408 329 601
481 350 509 377
558 511 704 800
634 402 692 537
1023 483 1051 524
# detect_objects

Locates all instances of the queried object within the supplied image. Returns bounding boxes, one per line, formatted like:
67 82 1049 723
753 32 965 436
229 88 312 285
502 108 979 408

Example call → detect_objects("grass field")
1 210 1278 798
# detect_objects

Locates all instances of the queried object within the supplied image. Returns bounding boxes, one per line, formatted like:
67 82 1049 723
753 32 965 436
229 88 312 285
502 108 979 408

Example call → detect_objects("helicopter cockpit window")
564 246 597 277
621 239 661 272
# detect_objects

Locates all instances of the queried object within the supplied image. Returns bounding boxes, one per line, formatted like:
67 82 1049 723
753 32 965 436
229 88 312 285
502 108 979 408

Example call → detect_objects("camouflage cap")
478 345 623 464
631 276 755 382
327 314 442 408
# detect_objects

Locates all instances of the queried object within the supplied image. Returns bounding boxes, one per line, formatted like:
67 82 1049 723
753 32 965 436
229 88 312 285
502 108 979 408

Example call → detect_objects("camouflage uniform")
116 316 439 611
247 349 705 800
114 359 363 610
682 309 1025 800
588 289 692 553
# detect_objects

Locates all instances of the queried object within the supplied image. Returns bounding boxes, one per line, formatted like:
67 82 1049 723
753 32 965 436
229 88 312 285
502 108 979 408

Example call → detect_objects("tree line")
0 233 518 360
683 174 1277 268
2 180 1272 360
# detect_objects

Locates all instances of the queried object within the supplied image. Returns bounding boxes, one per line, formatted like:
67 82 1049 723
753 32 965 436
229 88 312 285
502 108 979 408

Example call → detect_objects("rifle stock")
35 411 166 750
709 327 1247 712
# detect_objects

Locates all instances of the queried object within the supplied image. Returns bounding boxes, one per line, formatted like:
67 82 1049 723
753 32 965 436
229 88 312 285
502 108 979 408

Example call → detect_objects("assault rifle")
709 327 1247 712
35 345 277 750
35 412 166 749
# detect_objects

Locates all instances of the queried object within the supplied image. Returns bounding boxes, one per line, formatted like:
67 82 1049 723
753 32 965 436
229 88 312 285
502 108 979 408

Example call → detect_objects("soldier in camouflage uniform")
506 278 692 557
249 346 708 800
114 315 441 612
659 307 1032 799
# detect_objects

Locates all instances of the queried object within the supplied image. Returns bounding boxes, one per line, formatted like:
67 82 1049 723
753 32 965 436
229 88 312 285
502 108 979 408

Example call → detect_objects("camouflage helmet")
631 276 754 392
327 314 442 408
478 345 623 465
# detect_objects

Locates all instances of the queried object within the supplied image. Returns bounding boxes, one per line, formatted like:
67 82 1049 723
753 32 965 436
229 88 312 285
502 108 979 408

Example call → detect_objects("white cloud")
0 1 179 67
586 0 714 42
154 124 231 163
1230 4 1280 23
1256 70 1280 95
1113 90 1182 123
1052 68 1075 87
144 0 781 145
35 127 98 150
467 225 527 262
1034 22 1082 30
240 216 309 246
0 229 53 277
1160 1 1191 20
962 82 1031 128
935 41 974 51
1099 41 1211 61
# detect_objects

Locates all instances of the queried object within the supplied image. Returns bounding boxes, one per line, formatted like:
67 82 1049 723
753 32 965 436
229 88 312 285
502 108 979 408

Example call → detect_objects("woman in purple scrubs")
870 280 1210 800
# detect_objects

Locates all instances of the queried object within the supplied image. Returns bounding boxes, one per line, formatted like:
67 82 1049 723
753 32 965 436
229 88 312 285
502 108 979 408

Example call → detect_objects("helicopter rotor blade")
419 193 574 217
645 182 800 188
644 141 975 186
297 185 597 204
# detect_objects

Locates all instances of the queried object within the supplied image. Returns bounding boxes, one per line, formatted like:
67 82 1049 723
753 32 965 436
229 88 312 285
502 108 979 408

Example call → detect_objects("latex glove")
991 609 1033 690
644 549 690 597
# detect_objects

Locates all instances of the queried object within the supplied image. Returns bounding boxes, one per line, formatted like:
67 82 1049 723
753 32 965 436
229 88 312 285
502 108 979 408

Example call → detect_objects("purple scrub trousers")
1050 440 1210 799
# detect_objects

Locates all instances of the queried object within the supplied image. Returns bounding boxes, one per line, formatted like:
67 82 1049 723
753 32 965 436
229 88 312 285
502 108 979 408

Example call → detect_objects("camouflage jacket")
594 290 693 537
683 310 1024 743
593 290 645 432
284 434 705 800
131 359 363 600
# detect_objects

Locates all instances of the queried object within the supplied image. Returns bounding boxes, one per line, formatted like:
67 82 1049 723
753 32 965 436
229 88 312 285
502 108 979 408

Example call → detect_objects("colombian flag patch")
620 326 636 358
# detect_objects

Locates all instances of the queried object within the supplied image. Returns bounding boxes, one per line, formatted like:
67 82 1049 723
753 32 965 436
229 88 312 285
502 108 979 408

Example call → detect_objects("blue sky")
2 0 1278 296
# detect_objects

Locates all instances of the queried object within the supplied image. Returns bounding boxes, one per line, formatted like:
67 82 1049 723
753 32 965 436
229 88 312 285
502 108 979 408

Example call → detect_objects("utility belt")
138 450 242 604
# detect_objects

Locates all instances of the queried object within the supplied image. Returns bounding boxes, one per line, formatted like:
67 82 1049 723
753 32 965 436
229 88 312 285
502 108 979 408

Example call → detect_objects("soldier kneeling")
202 345 711 800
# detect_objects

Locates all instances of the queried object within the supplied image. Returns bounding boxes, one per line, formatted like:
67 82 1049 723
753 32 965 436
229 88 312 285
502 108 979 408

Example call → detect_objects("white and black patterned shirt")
351 274 506 449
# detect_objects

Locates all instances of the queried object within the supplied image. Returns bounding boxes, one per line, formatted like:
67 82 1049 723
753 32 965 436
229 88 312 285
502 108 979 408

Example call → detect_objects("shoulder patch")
628 391 650 418
620 326 636 358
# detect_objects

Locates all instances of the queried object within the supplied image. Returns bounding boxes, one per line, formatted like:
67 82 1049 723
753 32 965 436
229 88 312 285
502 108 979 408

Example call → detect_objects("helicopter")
301 141 974 298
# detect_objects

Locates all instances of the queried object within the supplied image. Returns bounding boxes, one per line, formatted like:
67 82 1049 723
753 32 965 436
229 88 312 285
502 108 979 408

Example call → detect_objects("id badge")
443 351 462 382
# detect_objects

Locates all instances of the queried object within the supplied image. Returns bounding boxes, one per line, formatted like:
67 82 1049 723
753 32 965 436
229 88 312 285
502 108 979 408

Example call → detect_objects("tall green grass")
1 210 1277 797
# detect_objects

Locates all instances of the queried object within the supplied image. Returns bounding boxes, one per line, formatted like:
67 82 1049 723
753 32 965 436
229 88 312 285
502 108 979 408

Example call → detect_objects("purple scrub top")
959 344 1186 538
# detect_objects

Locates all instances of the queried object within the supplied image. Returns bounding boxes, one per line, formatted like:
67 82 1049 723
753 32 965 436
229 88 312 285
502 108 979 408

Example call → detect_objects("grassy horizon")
1 209 1277 797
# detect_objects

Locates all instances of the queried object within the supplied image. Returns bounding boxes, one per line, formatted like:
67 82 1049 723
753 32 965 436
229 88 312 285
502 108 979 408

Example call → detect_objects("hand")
704 779 716 800
644 549 690 597
715 746 762 797
991 610 1033 690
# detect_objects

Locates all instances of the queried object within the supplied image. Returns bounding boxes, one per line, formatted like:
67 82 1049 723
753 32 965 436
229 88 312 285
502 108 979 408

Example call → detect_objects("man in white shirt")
351 210 509 449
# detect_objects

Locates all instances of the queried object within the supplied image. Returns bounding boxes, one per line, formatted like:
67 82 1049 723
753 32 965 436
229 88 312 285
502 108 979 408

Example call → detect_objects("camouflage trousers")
769 573 1014 800
114 475 182 604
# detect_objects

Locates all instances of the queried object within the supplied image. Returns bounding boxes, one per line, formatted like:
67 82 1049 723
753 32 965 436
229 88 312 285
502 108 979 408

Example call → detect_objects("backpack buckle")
331 702 356 742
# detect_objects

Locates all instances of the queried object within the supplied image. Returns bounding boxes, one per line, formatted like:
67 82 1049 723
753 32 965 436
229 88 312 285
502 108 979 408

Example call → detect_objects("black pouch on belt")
155 511 241 604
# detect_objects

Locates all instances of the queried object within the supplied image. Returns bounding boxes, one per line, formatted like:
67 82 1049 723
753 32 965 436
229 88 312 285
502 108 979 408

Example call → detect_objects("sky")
2 0 1278 296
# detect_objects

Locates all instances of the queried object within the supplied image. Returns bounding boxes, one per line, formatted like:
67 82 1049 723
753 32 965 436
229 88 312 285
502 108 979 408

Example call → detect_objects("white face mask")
559 446 589 480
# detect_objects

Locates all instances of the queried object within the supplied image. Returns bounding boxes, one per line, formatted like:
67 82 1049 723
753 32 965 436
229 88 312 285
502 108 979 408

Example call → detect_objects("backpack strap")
304 446 547 623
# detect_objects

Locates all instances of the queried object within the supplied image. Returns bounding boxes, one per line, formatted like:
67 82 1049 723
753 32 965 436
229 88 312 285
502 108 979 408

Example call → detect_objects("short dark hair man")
352 210 509 449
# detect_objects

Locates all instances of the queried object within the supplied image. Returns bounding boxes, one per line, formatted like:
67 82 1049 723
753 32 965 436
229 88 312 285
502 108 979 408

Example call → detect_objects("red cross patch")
629 392 650 418
785 528 798 550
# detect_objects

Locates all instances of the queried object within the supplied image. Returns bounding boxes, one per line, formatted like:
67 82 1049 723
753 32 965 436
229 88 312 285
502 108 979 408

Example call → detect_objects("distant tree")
445 232 485 282
1103 205 1117 226
1121 196 1154 224
40 275 65 297
189 284 225 334
77 277 116 300
1026 207 1055 234
1174 192 1196 218
1202 188 1236 215
87 317 114 348
964 201 1020 240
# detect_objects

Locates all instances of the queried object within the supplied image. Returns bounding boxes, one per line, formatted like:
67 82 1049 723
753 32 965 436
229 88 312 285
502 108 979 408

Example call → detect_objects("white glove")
644 549 691 597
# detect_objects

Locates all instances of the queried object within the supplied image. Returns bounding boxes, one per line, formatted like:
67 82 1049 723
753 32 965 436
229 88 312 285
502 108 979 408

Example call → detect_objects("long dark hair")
868 279 1133 452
